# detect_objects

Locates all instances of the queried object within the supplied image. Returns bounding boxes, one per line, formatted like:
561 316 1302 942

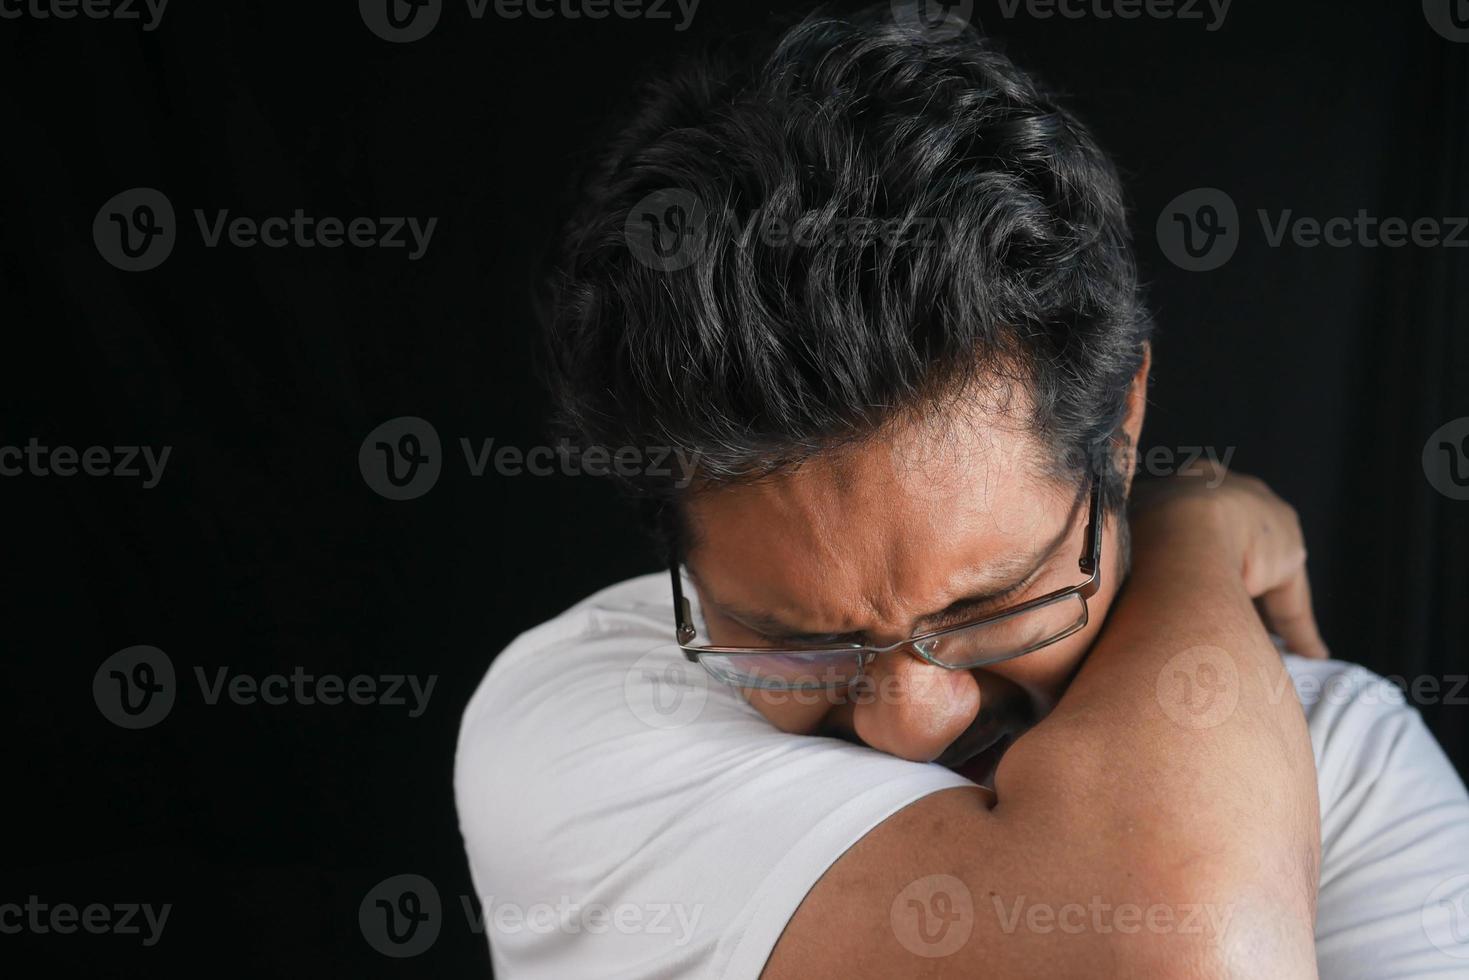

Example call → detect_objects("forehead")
683 411 1074 631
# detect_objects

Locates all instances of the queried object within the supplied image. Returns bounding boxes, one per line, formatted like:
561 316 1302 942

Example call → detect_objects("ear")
1116 344 1152 497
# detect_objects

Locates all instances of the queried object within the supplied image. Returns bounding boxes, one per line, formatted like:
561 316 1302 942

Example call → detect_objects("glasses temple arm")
669 560 697 645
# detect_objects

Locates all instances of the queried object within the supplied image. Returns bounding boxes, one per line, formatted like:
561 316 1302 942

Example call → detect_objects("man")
455 6 1469 976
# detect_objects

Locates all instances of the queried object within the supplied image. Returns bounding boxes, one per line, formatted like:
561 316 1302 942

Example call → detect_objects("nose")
850 644 981 763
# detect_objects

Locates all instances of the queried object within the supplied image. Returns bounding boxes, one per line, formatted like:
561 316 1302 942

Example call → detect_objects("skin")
682 353 1327 977
687 397 1119 764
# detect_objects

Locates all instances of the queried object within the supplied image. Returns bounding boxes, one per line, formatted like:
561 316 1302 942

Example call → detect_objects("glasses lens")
914 594 1087 668
695 650 864 690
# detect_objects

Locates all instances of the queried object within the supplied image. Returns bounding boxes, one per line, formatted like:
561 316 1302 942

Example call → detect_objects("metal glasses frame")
668 470 1105 687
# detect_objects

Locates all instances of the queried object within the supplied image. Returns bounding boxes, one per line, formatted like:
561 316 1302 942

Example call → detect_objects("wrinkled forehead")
681 408 1079 632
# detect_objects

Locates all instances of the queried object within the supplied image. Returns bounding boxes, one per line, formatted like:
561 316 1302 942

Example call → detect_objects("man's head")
541 4 1152 772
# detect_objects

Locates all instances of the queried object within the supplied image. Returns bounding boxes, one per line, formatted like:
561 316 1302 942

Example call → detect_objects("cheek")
982 575 1122 711
981 632 1091 715
744 687 837 735
699 608 846 734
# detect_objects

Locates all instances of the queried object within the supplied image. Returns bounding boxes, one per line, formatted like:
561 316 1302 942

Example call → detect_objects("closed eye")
923 576 1038 631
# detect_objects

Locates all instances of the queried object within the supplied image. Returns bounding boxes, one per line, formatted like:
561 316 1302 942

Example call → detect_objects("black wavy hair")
539 2 1152 547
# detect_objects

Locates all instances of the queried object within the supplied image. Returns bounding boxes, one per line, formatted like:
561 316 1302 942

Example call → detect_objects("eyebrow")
693 488 1087 645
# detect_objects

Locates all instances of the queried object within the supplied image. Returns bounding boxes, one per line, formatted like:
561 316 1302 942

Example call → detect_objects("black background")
2 0 1466 974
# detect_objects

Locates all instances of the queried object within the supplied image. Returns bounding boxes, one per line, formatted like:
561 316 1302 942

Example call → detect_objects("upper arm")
454 576 1320 980
762 782 1310 980
454 590 981 979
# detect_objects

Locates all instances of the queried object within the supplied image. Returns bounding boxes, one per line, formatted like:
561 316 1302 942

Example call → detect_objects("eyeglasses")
669 471 1104 691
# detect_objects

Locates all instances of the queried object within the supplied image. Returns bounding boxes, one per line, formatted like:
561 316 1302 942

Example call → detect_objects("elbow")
1095 876 1317 980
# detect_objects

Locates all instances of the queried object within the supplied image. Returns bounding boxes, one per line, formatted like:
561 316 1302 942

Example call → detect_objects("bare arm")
763 479 1321 979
